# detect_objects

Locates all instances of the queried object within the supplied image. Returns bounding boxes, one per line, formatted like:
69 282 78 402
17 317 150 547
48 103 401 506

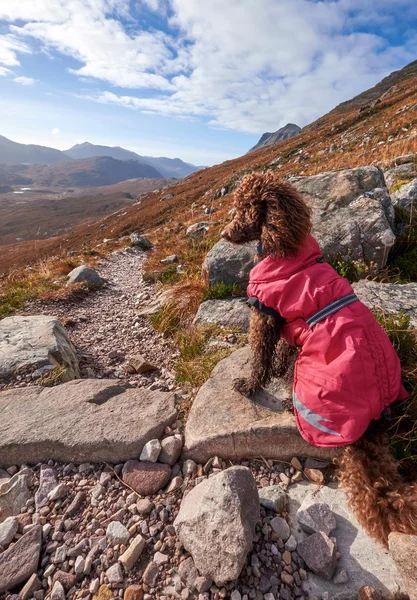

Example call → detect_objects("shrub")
328 253 378 283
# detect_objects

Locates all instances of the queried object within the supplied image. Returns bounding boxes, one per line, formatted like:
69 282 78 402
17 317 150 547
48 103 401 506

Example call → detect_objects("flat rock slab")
1 379 176 466
184 347 339 463
0 524 42 593
287 482 400 599
353 280 417 327
0 315 80 380
193 298 250 331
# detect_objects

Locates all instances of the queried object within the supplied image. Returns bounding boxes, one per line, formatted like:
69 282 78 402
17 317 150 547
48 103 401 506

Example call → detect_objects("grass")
38 365 68 386
202 281 242 301
328 253 378 283
390 177 414 194
388 202 417 282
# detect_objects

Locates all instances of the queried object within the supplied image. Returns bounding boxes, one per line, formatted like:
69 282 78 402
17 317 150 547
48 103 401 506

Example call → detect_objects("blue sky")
0 0 417 166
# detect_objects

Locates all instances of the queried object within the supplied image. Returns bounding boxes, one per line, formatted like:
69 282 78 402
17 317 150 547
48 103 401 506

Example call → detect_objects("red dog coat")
247 235 408 448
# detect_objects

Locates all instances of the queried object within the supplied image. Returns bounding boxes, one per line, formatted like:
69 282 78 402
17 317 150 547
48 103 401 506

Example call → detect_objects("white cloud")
13 75 35 85
1 0 416 133
51 127 60 135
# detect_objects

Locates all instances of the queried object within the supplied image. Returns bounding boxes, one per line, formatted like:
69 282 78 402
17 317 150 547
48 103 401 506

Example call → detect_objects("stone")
106 521 130 546
304 467 324 483
291 166 396 269
35 464 58 510
0 516 18 547
230 592 241 600
124 585 144 600
0 470 10 486
178 556 198 589
93 584 113 600
358 587 384 600
19 573 42 600
383 162 416 189
333 568 349 584
298 532 337 580
154 551 168 565
159 436 183 466
50 581 65 600
182 460 197 476
0 472 31 522
106 562 123 583
388 532 417 600
52 570 77 590
291 457 303 471
287 481 400 597
0 524 42 593
122 460 171 496
174 466 260 585
119 535 145 571
127 354 157 374
143 561 159 586
64 490 86 517
0 380 176 465
136 498 153 515
285 535 297 552
186 222 212 239
194 576 212 593
296 496 336 535
53 545 67 564
48 483 68 501
129 234 154 250
270 516 290 541
395 153 416 166
203 239 257 290
0 315 80 380
67 265 105 289
193 299 250 332
258 486 287 513
353 281 417 328
304 458 329 470
391 177 417 212
184 347 338 463
139 439 161 462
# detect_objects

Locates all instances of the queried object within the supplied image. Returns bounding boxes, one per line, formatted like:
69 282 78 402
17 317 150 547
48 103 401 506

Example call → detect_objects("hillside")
0 134 70 164
248 123 301 152
70 177 177 197
65 142 204 178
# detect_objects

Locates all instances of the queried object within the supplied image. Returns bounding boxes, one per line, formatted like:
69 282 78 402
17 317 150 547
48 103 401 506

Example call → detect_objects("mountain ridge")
248 123 301 153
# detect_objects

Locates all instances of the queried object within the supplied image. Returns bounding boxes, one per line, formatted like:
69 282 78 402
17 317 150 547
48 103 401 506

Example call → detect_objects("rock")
0 470 10 486
298 532 337 580
130 234 154 250
391 177 417 212
0 472 31 522
124 585 144 600
0 524 42 593
119 535 145 571
388 532 417 600
174 466 260 585
159 436 183 466
166 476 183 492
106 521 130 546
304 467 324 483
290 166 396 269
354 281 417 328
0 379 176 465
0 315 80 380
136 498 153 515
127 354 157 374
19 573 42 600
395 153 416 166
333 568 349 584
67 265 105 289
161 255 178 264
194 576 212 593
203 239 257 290
178 556 198 589
139 439 161 463
296 496 336 535
182 460 197 476
48 483 68 501
258 486 287 513
270 516 290 541
93 584 113 600
52 570 77 590
0 517 18 547
184 347 338 463
186 222 212 239
304 458 329 470
358 587 384 600
285 534 297 552
122 460 171 496
287 482 400 597
74 555 85 577
193 298 250 331
106 562 124 583
143 561 159 586
154 551 168 566
64 491 86 517
35 464 58 510
383 163 416 189
50 581 66 600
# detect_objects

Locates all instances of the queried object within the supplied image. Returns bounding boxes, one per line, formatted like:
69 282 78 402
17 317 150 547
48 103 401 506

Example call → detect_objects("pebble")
258 486 287 513
136 498 154 515
270 516 290 541
182 460 197 476
143 561 159 586
106 562 124 583
106 521 130 545
139 439 162 462
118 535 146 571
50 581 66 600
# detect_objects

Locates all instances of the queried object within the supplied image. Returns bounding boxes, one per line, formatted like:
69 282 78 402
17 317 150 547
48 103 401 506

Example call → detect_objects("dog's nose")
221 230 227 238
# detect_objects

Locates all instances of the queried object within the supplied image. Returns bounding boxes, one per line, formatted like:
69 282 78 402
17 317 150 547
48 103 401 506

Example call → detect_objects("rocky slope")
248 124 301 153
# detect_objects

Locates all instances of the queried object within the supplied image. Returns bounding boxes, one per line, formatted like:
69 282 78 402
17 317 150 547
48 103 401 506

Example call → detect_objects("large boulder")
193 298 250 331
67 266 105 289
353 281 417 327
174 466 260 585
183 346 338 463
0 524 42 593
0 315 80 380
203 239 257 290
391 177 417 212
0 379 176 465
291 166 395 269
388 532 417 600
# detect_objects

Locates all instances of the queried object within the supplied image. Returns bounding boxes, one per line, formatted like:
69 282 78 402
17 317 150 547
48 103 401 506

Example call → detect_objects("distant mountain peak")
248 123 301 153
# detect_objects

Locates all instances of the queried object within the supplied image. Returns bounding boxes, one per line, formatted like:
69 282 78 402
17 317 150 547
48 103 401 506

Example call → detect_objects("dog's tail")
339 427 417 547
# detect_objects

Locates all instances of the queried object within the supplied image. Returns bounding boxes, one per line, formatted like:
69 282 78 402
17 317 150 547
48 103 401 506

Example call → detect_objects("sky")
0 1 417 166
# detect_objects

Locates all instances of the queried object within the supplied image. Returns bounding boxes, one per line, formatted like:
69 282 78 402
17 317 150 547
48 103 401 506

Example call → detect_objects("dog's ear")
260 176 311 257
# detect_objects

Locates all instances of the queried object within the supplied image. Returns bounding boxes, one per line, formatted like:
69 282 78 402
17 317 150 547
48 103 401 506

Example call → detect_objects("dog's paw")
233 377 257 397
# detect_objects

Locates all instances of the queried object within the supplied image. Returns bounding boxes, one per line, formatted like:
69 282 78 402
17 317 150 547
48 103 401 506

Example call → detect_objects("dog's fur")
222 170 417 547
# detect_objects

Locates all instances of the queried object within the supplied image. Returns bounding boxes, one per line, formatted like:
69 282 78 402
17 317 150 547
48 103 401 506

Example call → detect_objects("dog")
221 170 415 547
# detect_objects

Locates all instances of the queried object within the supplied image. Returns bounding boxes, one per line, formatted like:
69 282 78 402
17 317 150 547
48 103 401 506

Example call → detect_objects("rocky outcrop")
391 177 417 211
248 123 301 153
291 166 396 269
0 315 80 380
193 298 250 331
353 280 417 327
0 524 42 593
203 239 257 290
67 266 105 289
0 379 176 465
184 346 339 463
383 163 416 189
174 466 260 585
186 222 212 239
388 532 417 600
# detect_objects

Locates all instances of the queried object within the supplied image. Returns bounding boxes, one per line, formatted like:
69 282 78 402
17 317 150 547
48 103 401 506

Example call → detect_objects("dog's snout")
221 230 228 238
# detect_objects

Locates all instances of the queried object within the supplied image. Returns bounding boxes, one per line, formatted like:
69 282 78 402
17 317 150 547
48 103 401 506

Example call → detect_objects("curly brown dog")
221 170 416 547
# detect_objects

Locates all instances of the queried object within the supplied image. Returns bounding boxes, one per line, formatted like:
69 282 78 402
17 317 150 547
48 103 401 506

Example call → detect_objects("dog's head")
221 171 312 257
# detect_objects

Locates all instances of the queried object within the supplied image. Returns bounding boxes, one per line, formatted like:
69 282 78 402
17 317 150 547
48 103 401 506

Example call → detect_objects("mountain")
19 156 163 188
248 123 301 153
0 135 70 164
64 142 203 178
